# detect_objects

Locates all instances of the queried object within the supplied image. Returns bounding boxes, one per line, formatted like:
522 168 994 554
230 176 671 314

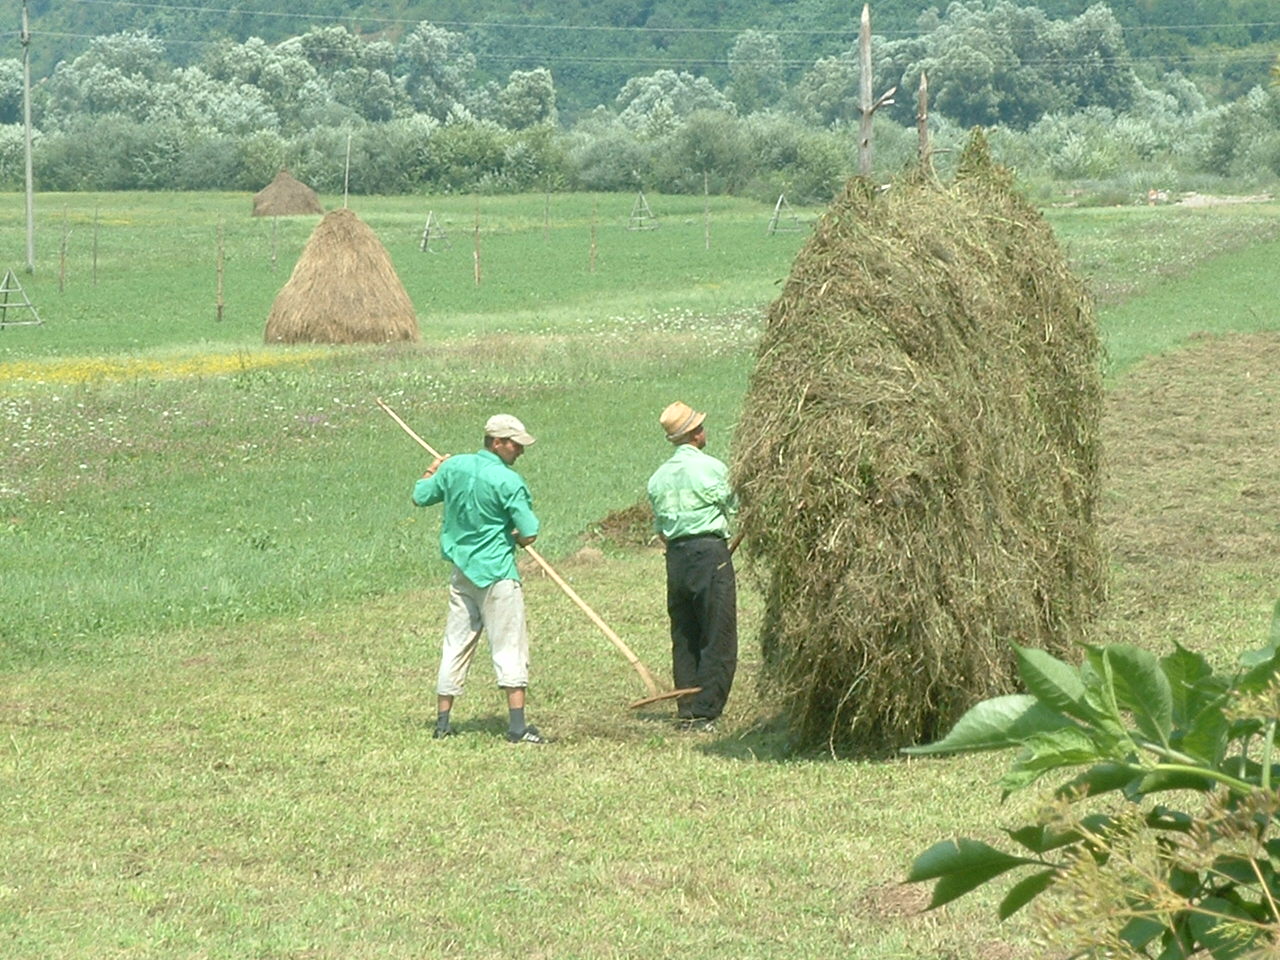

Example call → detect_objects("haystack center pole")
917 72 932 165
343 133 352 209
372 397 664 701
857 3 896 178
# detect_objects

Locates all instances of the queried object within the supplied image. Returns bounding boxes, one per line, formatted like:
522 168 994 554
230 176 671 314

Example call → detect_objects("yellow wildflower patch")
0 348 329 389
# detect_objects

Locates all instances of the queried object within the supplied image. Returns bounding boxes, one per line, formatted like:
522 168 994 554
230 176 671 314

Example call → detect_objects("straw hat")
659 401 706 442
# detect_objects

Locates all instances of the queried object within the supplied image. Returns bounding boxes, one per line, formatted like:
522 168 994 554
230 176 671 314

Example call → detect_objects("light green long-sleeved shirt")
647 443 736 541
412 449 539 587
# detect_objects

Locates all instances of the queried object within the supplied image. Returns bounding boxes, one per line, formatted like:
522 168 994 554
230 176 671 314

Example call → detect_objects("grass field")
3 190 1280 958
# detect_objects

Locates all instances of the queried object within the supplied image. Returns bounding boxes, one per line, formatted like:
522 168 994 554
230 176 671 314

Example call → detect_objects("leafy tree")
615 69 734 137
792 53 857 127
0 123 29 189
0 59 22 126
880 2 1138 130
41 31 170 124
396 22 476 122
726 30 786 115
565 109 653 191
293 25 363 72
497 68 558 130
652 109 752 194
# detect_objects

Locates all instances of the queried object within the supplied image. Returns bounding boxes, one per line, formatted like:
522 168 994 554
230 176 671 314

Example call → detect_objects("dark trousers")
665 535 737 719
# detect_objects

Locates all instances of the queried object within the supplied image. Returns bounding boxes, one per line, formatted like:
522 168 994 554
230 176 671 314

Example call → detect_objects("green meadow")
3 190 1279 958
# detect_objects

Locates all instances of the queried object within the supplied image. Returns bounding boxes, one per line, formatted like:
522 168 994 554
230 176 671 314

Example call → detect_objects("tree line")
2 2 1278 198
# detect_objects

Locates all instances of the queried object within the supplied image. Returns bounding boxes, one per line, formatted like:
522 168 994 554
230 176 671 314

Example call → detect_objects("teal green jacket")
647 444 736 542
413 449 540 587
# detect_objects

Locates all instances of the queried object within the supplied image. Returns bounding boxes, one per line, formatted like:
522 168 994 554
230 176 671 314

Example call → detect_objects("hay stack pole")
264 208 419 345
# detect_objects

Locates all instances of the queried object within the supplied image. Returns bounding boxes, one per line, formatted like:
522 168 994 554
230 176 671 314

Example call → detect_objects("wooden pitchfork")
375 398 699 709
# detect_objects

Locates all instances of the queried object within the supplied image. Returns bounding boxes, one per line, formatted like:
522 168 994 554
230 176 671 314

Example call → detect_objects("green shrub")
906 603 1280 958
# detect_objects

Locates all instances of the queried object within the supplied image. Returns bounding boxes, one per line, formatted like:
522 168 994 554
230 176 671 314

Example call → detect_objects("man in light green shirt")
647 401 738 731
412 414 546 744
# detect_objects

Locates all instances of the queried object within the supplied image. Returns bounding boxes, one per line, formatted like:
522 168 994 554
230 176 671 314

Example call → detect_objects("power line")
30 28 1280 70
55 0 1280 40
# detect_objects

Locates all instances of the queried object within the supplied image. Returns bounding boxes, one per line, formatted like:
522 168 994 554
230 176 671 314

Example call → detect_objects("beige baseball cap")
484 413 536 445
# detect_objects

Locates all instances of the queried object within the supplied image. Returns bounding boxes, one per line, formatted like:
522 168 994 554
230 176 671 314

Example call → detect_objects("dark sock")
436 709 451 731
508 706 525 736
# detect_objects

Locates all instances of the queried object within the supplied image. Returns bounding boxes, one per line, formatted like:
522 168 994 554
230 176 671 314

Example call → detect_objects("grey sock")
436 709 451 731
508 706 525 736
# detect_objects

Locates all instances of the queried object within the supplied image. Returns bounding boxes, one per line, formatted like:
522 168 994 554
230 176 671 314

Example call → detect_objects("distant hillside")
22 0 1279 116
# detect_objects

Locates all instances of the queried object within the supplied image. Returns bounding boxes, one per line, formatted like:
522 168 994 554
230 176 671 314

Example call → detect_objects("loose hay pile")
264 208 420 345
252 169 324 217
731 135 1104 753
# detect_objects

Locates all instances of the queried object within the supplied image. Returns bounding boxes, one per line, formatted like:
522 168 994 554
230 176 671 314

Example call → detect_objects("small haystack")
264 208 419 344
252 169 324 217
732 133 1104 753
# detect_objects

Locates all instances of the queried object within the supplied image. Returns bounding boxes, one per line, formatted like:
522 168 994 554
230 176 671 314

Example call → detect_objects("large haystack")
731 134 1104 753
252 169 324 217
264 208 420 344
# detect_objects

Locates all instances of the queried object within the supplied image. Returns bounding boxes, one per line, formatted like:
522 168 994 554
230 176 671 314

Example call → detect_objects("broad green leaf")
1007 823 1088 854
1056 762 1141 800
1000 727 1105 795
1239 599 1280 669
907 838 1036 883
998 868 1057 919
1180 702 1230 766
1235 646 1280 695
1080 652 1130 742
1106 644 1174 747
1118 915 1165 951
1161 643 1218 727
907 838 1039 910
1012 643 1095 723
901 695 1074 756
1211 856 1261 886
1146 807 1194 833
1136 768 1216 795
1187 896 1261 960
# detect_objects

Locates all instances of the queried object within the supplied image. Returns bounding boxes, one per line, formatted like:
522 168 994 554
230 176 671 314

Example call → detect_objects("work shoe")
432 725 456 740
677 717 716 734
506 725 547 744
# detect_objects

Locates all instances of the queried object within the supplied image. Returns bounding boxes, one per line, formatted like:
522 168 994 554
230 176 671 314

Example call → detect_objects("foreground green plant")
905 603 1280 958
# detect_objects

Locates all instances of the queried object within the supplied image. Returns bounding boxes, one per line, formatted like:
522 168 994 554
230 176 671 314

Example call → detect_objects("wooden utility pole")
21 0 35 273
857 3 897 177
917 72 932 165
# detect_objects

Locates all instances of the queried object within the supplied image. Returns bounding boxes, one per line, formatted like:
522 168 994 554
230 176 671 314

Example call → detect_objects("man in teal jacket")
647 401 738 731
413 414 546 744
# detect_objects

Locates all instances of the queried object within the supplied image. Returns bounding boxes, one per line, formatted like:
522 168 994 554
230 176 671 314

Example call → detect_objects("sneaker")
432 726 456 740
506 724 547 744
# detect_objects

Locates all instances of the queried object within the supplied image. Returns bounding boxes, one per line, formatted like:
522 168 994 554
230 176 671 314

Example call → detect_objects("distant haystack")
252 169 324 217
264 208 420 344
